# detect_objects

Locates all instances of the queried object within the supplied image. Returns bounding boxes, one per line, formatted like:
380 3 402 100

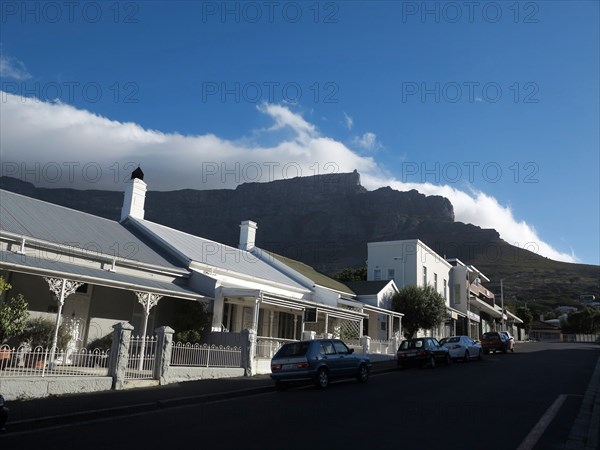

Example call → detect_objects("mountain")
1 173 598 312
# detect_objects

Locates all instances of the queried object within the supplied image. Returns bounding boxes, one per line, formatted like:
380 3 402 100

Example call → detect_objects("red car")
481 332 514 354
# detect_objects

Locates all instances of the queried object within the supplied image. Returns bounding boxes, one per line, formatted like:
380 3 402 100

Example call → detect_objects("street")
1 342 599 450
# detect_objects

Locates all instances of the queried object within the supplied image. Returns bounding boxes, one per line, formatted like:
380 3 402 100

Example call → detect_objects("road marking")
516 394 568 450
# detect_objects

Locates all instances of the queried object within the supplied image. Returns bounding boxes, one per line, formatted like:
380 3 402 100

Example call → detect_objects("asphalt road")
1 341 598 450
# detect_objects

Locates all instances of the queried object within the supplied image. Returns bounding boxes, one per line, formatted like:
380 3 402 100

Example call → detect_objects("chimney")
239 220 258 251
120 167 147 221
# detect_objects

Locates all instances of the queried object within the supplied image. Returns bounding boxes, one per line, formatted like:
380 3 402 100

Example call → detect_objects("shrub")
21 317 70 349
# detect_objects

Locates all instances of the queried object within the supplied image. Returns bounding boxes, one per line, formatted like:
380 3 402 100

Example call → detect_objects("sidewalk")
3 359 398 433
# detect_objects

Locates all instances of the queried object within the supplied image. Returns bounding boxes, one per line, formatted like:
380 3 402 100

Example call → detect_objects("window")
380 320 387 331
454 284 461 304
443 279 447 300
320 341 336 355
332 340 350 354
374 268 381 280
422 266 427 286
387 268 395 280
434 273 438 291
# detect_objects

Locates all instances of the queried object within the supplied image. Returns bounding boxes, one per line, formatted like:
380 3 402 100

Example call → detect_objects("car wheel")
478 349 483 360
463 350 469 362
356 364 369 383
502 345 508 354
315 368 329 389
483 349 489 355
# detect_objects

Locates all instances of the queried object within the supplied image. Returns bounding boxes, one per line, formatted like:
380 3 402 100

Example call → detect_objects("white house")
367 239 462 338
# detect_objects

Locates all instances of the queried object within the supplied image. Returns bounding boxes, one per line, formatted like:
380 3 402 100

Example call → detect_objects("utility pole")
500 279 505 331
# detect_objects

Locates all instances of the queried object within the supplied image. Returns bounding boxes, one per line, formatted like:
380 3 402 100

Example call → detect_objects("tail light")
296 362 309 369
416 350 427 356
271 364 281 371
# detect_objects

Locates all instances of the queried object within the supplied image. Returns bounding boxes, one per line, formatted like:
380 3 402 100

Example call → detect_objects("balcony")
469 282 495 300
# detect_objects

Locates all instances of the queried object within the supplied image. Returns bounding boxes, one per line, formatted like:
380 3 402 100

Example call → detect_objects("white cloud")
0 54 32 80
0 91 576 263
352 132 381 151
343 112 353 130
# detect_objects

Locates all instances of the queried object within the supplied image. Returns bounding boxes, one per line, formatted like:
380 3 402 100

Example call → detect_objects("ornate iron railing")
0 344 109 378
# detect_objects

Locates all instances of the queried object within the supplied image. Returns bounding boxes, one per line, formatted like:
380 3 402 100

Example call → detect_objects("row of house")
0 169 522 367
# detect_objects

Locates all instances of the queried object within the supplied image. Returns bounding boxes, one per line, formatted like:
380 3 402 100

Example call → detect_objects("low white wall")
166 366 245 384
0 376 112 401
254 358 272 375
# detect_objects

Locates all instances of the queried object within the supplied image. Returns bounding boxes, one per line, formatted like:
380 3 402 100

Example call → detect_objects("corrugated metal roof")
0 250 202 299
262 250 355 296
131 218 306 291
0 190 180 269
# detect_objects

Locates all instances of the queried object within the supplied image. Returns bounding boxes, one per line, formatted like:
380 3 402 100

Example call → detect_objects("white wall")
368 240 451 305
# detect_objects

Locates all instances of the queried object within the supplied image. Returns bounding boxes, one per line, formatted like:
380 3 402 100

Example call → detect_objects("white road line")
516 394 568 450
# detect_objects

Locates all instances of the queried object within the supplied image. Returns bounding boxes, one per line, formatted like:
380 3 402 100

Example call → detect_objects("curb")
565 356 600 450
3 363 398 434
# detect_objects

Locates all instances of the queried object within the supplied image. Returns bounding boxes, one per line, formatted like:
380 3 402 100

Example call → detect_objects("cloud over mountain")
0 92 576 263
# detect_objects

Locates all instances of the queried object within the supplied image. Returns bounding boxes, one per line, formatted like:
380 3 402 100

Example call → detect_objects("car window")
320 341 336 355
332 340 350 354
277 341 310 358
446 337 460 343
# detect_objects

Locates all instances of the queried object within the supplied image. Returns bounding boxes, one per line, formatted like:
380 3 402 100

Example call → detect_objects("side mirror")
349 348 355 354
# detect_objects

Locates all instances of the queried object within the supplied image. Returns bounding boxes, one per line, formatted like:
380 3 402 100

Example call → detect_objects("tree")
0 276 30 344
171 301 212 343
391 285 446 339
333 267 367 282
561 307 600 334
515 304 534 333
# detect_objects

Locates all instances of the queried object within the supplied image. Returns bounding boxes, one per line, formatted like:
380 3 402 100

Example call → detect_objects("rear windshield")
399 340 424 350
276 341 310 358
482 333 499 339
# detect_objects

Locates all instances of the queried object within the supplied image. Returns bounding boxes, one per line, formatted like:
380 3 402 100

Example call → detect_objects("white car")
440 336 482 361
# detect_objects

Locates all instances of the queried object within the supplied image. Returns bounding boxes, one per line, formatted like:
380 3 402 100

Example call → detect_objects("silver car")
270 339 371 389
440 336 482 361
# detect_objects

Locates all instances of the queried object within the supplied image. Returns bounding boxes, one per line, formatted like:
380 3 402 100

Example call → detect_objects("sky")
0 1 598 265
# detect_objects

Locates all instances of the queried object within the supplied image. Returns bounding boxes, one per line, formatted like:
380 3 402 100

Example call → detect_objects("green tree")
333 267 367 282
515 304 533 333
0 276 30 344
391 285 446 339
561 308 600 334
172 301 212 343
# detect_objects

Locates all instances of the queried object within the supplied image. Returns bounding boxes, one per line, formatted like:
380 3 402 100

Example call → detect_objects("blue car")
270 339 371 389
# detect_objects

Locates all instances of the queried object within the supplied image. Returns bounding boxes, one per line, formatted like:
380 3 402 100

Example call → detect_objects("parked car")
270 339 371 389
480 331 513 354
499 331 515 351
440 336 482 361
0 394 8 430
396 337 450 369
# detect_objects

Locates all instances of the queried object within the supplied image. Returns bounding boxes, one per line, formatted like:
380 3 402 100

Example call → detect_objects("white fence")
370 339 397 355
255 337 295 359
125 336 157 380
0 344 110 378
562 334 600 343
343 339 364 354
170 342 242 368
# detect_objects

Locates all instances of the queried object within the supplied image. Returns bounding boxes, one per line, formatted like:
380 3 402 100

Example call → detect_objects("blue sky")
0 1 598 265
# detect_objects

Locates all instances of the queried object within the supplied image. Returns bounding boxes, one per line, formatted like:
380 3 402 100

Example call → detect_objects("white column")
44 277 83 369
134 291 162 371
